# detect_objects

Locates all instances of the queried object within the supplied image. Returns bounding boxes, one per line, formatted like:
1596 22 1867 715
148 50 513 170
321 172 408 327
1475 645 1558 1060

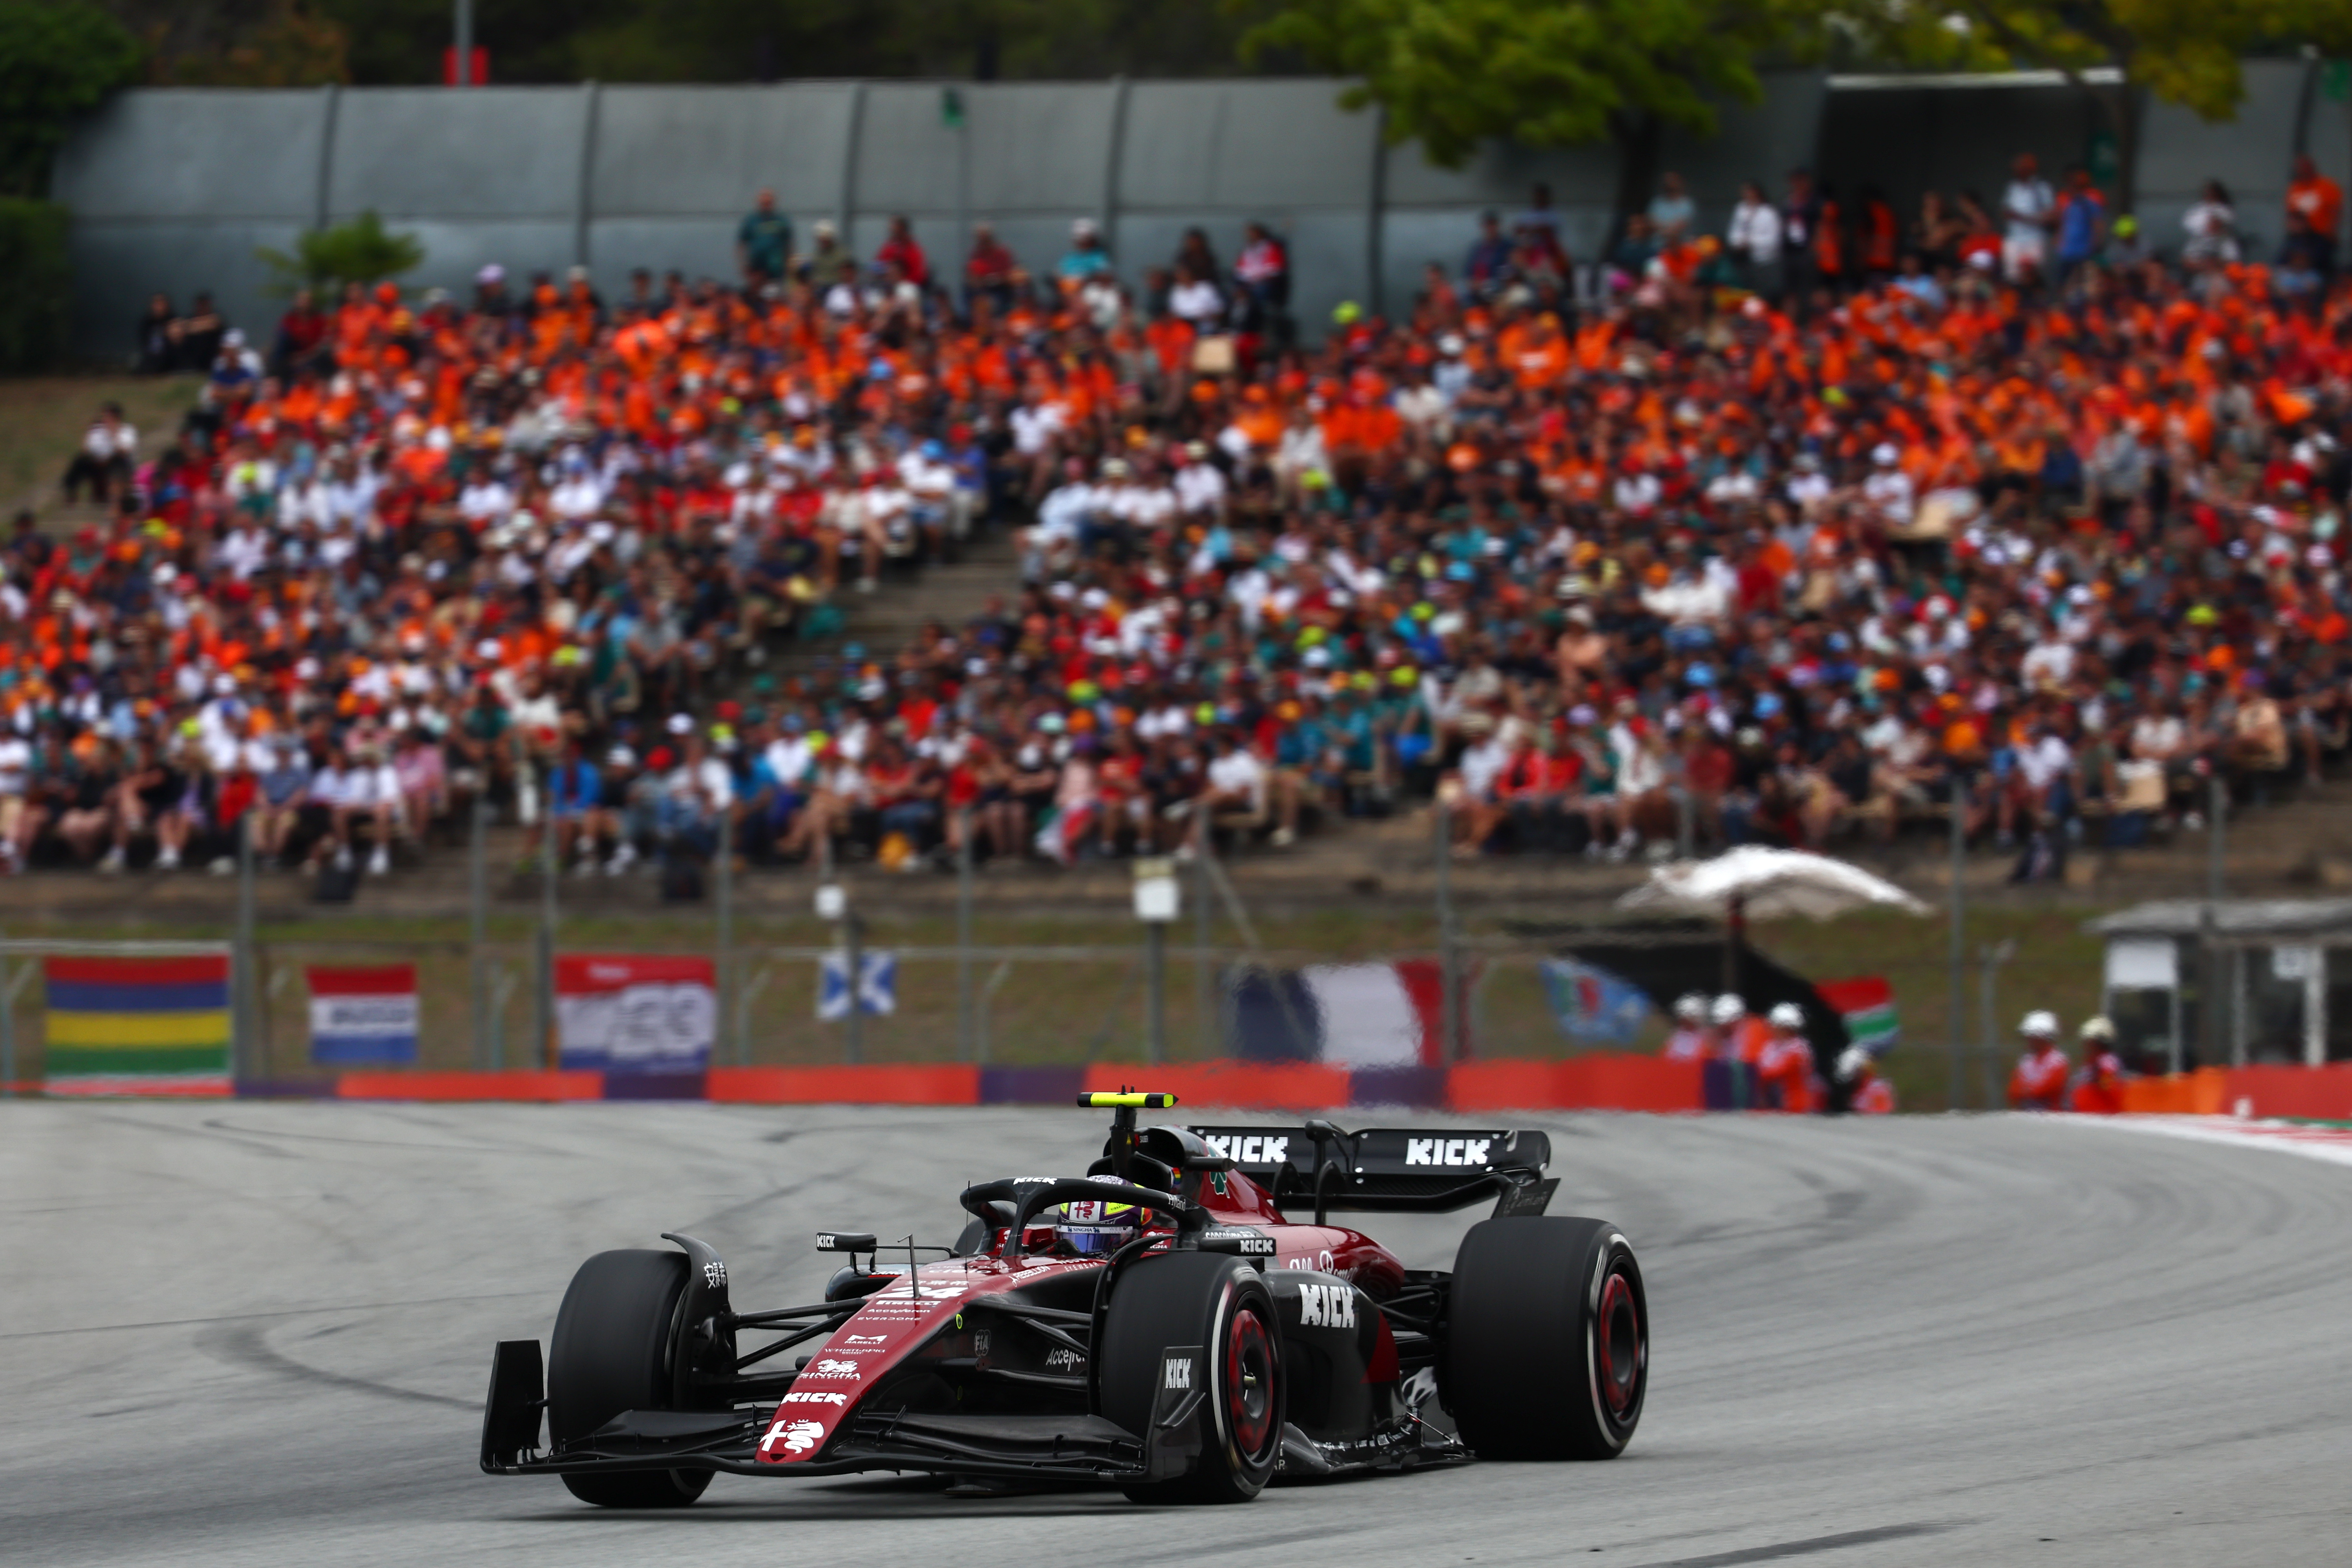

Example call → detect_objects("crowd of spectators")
21 151 2352 887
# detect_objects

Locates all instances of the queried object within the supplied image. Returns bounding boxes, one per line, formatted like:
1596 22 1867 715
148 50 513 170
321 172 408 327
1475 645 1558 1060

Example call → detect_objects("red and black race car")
479 1092 1647 1505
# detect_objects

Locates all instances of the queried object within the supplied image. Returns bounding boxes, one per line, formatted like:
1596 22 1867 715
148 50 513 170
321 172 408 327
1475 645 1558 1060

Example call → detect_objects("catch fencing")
0 791 2136 1115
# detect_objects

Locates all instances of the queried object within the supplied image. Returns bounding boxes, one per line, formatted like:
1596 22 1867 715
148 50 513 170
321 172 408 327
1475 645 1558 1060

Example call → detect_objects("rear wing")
1188 1122 1553 1218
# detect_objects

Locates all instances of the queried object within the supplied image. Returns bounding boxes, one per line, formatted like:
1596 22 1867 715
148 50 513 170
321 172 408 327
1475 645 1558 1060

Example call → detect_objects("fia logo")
1164 1355 1193 1390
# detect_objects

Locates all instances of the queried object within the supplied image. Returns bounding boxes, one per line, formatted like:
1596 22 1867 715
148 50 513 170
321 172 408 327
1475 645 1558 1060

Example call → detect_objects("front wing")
481 1338 1463 1485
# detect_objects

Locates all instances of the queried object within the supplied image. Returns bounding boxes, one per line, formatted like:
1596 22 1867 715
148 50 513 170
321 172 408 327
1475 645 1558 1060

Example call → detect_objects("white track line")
2056 1112 2352 1170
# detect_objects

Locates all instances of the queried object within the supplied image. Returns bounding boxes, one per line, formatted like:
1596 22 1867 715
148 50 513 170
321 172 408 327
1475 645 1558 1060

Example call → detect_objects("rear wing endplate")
1187 1123 1552 1217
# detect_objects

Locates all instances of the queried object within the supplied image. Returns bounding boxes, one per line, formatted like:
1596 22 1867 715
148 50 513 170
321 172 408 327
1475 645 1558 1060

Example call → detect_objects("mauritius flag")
1816 976 1899 1055
44 956 232 1096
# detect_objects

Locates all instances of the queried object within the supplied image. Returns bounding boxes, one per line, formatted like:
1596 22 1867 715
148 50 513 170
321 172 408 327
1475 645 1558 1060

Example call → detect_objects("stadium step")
765 529 1021 682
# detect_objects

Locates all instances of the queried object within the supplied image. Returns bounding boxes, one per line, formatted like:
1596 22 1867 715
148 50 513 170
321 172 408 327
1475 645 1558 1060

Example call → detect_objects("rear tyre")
1099 1250 1283 1504
1448 1217 1646 1460
546 1248 713 1508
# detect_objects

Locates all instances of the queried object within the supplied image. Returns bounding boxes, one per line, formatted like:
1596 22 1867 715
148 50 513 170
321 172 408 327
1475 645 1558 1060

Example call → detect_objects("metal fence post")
537 762 557 1071
844 911 864 1065
234 811 256 1085
2198 769 2225 1073
1145 920 1167 1066
0 947 11 1097
1979 939 2015 1110
469 795 488 1070
1436 801 1461 1062
1948 777 1968 1111
716 806 735 1064
955 808 974 1062
1194 809 1215 1056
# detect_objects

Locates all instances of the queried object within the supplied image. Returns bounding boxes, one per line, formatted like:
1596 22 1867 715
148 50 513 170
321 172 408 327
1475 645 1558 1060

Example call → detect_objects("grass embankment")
0 373 200 518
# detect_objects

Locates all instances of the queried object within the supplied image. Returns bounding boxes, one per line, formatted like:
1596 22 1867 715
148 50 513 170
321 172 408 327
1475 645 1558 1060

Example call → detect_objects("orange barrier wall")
2217 1062 2352 1120
1448 1055 1705 1113
336 1069 604 1102
706 1065 982 1105
2118 1069 2229 1114
1081 1061 1353 1110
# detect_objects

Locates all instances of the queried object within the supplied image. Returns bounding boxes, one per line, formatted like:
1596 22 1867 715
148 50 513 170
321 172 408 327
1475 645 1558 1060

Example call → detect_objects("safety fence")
0 934 1908 1110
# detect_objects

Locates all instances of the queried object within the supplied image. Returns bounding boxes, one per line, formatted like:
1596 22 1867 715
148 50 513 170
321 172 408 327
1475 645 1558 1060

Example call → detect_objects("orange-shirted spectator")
2287 154 2341 274
1836 1047 1896 1114
2069 1016 2127 1114
2008 1012 2072 1110
1757 1003 1818 1113
1713 995 1771 1066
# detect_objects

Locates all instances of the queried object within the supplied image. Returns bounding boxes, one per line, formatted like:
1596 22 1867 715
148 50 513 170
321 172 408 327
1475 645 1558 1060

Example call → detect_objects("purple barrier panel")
603 1071 710 1102
979 1065 1086 1105
1349 1065 1449 1109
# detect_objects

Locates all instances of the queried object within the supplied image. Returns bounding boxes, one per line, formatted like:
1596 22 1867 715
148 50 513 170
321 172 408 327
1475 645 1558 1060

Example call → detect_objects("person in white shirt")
2001 152 2056 282
1202 732 1268 826
0 730 29 869
1727 181 1784 298
1861 444 1915 530
62 403 137 504
1172 442 1227 517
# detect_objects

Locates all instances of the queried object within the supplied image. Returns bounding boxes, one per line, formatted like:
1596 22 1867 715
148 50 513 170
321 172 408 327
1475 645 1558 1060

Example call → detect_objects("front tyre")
1099 1250 1284 1503
1448 1217 1646 1460
546 1248 712 1508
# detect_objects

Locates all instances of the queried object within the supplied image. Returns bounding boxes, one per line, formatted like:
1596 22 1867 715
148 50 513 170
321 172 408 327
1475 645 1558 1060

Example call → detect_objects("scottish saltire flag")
818 951 896 1020
1540 957 1652 1045
307 965 419 1065
1817 976 1899 1054
44 955 232 1096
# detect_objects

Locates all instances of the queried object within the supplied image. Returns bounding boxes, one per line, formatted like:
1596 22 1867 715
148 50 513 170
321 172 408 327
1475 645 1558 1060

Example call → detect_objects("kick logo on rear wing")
1189 1125 1552 1214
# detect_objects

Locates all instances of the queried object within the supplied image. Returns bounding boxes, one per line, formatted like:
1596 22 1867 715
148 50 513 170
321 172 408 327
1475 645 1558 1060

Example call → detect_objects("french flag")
307 966 420 1065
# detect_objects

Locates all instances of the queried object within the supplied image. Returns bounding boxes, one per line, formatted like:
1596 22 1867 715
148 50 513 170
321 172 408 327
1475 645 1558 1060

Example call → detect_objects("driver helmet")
1056 1190 1144 1256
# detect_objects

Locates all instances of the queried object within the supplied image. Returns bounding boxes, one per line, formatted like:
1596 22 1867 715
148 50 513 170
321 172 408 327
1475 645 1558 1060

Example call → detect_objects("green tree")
256 209 424 294
0 0 143 196
1240 0 1793 223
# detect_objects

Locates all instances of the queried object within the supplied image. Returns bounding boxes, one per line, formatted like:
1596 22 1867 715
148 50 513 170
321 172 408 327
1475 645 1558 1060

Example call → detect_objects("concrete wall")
48 67 2341 363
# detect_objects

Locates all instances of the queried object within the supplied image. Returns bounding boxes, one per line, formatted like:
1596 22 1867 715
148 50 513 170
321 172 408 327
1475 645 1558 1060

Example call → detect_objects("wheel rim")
1595 1267 1642 1421
1223 1305 1277 1459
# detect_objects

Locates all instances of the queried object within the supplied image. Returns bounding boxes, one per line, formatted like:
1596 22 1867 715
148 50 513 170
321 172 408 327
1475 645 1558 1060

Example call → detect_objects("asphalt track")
2 1104 2347 1568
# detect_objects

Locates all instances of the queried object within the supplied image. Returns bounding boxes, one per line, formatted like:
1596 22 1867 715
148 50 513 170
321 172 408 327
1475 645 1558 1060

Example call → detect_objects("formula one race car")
479 1093 1646 1505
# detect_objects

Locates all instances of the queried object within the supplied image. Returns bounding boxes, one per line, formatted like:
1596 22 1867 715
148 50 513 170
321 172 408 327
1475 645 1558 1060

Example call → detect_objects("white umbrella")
1618 847 1931 923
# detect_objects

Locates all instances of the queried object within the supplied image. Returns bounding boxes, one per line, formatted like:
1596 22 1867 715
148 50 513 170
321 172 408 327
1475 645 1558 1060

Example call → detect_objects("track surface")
2 1104 2347 1567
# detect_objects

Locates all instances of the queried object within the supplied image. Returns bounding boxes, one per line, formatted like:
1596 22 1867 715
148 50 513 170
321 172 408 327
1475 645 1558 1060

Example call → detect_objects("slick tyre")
1100 1250 1283 1504
1448 1217 1646 1460
546 1248 712 1508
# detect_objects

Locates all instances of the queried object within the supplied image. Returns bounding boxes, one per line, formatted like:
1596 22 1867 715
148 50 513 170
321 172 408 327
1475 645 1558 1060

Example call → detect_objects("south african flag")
1816 976 1899 1055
